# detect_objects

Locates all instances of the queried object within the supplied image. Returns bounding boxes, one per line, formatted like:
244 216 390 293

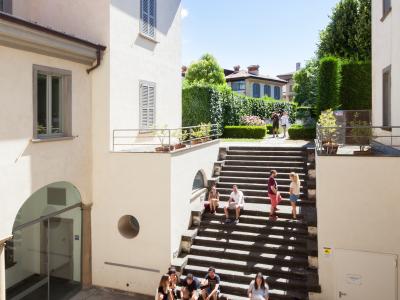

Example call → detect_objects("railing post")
168 129 171 151
190 128 193 147
112 130 115 152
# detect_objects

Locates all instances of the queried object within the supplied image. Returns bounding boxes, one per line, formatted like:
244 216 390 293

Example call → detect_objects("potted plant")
200 123 212 142
318 109 339 154
349 113 372 155
173 129 189 150
191 127 204 145
154 126 174 152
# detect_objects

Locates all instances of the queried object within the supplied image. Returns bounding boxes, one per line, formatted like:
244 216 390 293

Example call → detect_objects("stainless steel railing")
112 124 221 153
316 124 400 156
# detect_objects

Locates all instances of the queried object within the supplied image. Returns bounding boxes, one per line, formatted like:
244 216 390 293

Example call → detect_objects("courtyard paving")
70 288 153 300
222 135 314 148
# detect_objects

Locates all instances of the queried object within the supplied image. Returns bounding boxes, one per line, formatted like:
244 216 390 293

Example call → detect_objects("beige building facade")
0 1 220 299
314 1 400 299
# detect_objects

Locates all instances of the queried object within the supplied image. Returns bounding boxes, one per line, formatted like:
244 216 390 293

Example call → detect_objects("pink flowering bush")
240 115 265 126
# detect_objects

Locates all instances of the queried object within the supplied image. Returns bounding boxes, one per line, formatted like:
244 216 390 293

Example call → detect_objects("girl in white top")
247 272 269 300
280 111 290 138
289 172 300 219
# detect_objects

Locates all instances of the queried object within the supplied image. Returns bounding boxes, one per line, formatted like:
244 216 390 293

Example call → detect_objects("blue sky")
182 0 339 76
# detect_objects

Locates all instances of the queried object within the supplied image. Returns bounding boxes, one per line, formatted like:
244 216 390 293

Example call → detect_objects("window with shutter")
140 0 156 38
383 0 391 18
140 82 156 130
382 66 391 129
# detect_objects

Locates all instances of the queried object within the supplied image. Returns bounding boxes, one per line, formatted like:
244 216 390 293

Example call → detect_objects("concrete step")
199 220 310 239
217 182 305 193
202 212 307 229
197 228 308 248
217 188 305 199
219 194 314 206
214 202 304 220
186 254 315 281
219 176 305 185
225 155 305 162
221 165 306 174
224 160 305 167
183 264 314 292
227 150 305 156
228 146 306 152
217 282 308 300
193 236 308 256
219 170 306 180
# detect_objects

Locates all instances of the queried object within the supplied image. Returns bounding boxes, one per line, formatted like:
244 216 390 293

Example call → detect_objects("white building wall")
12 0 109 45
109 0 182 135
372 0 400 126
170 142 219 256
0 46 93 240
315 156 400 300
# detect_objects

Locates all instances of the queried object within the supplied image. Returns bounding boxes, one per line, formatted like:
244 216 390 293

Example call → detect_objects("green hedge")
182 84 297 128
340 60 371 110
288 124 316 140
223 126 267 139
317 57 340 115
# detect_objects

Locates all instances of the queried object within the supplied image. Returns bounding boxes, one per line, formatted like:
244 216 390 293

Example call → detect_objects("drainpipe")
86 47 102 74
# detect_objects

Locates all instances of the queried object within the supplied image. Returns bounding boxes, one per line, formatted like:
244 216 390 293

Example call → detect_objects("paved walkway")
222 135 314 148
70 288 153 300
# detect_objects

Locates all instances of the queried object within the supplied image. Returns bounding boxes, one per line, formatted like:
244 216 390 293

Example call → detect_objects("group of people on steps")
157 267 270 300
208 170 301 220
157 157 302 299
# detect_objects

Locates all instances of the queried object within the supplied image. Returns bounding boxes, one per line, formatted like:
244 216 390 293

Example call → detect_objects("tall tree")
318 0 371 60
184 53 226 86
293 59 319 105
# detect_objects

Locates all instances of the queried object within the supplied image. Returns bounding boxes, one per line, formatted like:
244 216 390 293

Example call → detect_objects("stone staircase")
177 146 319 300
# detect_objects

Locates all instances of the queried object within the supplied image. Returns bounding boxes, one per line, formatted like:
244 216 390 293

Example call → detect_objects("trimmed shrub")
183 84 297 129
317 57 340 115
223 126 267 139
339 60 371 110
288 125 316 140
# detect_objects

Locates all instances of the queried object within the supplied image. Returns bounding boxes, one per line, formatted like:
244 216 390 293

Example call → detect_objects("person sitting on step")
247 272 269 300
200 267 220 300
180 273 200 300
208 184 220 214
268 170 282 218
168 267 179 299
224 184 245 224
157 274 174 300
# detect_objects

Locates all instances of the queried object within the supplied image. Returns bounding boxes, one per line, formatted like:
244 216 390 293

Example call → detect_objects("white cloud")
181 8 189 19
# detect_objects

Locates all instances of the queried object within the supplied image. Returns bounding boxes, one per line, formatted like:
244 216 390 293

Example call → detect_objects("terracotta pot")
155 145 174 152
174 143 187 150
192 139 203 145
323 142 339 154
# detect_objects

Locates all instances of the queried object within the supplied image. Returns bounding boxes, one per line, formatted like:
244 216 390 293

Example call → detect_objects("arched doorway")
5 182 82 300
192 170 206 193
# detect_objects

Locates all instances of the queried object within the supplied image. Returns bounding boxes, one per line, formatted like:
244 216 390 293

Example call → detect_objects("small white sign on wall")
345 274 362 285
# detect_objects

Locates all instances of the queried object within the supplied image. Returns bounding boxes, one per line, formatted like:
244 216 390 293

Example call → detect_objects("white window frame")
382 0 391 20
140 0 157 40
139 81 156 131
0 0 12 13
33 65 72 139
382 65 391 130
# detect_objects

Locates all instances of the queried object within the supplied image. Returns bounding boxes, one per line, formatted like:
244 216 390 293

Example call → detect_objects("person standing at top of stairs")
267 170 282 218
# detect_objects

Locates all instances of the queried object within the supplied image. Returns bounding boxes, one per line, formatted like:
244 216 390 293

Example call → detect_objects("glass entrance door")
6 207 82 300
6 221 49 300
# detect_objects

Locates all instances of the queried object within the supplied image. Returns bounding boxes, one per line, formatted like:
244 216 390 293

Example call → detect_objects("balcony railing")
112 124 221 153
316 125 400 156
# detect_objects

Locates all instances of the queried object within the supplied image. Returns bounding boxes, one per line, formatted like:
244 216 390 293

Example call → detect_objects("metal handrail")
112 124 221 153
315 124 400 156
